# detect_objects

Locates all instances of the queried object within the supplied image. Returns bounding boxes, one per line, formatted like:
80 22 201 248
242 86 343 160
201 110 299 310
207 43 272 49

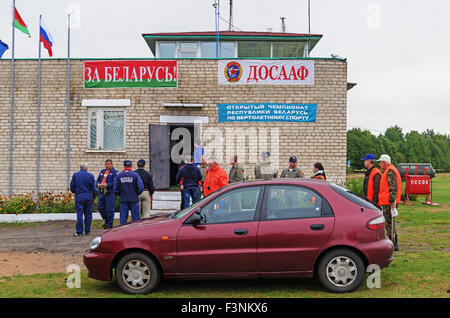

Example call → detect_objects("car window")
329 183 380 210
267 185 322 220
200 186 261 224
170 196 206 219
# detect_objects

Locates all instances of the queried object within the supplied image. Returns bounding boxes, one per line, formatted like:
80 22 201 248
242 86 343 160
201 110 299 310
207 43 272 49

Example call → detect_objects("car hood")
105 214 175 233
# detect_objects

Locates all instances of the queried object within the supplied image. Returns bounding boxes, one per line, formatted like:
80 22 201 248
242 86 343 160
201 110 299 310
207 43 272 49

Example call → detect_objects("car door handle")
310 224 325 231
234 229 249 236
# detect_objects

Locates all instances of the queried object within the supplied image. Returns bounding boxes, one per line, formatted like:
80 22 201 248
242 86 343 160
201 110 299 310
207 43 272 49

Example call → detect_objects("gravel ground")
0 221 107 277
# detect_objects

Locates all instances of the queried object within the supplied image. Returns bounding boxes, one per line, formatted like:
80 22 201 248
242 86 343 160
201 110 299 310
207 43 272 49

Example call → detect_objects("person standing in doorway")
193 139 204 167
96 159 118 229
135 159 155 218
113 160 144 225
176 155 203 208
70 163 97 237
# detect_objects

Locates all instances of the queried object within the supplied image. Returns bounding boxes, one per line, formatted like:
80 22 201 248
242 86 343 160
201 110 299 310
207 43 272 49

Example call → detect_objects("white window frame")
178 42 199 58
156 42 177 58
156 41 239 58
86 107 127 152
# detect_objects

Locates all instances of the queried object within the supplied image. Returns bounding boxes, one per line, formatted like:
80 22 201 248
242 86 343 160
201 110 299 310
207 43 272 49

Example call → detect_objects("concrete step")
152 191 182 201
151 200 181 210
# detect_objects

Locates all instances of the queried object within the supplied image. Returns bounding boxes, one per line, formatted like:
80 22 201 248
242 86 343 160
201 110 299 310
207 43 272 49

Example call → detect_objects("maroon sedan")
84 179 393 294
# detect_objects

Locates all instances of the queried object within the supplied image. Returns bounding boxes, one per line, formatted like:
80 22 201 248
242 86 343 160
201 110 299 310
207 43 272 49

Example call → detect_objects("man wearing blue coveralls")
113 160 144 225
70 163 98 237
96 159 118 229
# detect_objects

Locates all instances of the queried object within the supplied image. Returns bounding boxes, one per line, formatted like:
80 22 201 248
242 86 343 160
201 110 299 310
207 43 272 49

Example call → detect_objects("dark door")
257 185 335 272
177 186 263 274
149 124 170 190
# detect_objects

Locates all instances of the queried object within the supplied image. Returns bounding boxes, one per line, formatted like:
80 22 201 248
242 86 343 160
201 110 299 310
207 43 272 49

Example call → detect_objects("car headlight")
90 236 102 250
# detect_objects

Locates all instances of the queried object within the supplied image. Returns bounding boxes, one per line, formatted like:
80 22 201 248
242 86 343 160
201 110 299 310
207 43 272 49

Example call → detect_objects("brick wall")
0 58 347 194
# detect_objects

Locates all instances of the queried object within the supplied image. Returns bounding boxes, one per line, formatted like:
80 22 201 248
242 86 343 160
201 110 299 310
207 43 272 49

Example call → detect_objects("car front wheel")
115 252 161 294
317 248 365 293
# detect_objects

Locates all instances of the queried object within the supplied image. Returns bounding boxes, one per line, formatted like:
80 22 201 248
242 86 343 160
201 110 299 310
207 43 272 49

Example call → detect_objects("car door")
177 186 263 274
257 185 335 272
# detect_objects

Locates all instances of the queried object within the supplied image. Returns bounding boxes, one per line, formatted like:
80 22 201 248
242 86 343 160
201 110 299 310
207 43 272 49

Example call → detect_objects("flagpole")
37 14 42 203
66 14 71 189
9 0 16 196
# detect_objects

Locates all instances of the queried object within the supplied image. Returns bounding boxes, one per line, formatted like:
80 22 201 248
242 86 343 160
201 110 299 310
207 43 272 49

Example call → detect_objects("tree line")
347 126 450 172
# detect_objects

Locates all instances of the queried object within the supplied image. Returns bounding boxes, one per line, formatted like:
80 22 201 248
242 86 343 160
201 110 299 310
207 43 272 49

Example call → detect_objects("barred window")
87 108 125 151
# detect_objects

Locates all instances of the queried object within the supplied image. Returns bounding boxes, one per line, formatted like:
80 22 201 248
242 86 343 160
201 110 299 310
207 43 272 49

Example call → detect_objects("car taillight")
367 216 385 230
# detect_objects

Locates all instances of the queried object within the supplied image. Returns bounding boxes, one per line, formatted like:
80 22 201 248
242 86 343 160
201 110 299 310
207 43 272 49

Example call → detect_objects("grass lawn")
0 174 448 298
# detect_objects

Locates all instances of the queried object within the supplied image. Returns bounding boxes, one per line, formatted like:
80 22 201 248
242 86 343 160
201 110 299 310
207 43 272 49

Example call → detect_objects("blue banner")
218 103 317 123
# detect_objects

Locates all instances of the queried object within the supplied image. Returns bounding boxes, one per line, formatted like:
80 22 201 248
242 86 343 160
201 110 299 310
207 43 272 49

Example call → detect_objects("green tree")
347 126 450 173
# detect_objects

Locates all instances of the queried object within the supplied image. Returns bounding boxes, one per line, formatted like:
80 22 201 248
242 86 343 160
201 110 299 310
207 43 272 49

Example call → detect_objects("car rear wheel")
115 252 161 294
317 249 365 293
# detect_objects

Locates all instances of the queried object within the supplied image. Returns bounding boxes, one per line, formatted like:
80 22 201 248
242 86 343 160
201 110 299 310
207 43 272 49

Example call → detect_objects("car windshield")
329 183 380 210
169 196 207 219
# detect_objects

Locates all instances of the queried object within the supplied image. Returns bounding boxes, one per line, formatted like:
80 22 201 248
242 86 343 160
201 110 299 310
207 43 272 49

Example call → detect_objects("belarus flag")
40 19 54 57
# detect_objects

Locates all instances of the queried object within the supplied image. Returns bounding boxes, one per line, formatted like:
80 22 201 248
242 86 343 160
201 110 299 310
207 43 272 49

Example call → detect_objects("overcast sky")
1 0 449 135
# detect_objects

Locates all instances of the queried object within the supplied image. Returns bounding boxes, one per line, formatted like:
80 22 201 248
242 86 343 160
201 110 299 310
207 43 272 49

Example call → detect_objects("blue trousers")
119 201 140 225
183 186 199 209
75 199 93 235
97 193 115 227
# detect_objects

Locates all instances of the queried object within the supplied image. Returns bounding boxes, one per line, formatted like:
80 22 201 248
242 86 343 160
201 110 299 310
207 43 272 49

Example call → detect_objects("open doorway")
169 124 195 187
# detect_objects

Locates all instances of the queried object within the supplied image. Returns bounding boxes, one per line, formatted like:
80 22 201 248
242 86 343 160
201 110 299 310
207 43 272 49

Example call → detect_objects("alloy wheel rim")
122 260 151 289
326 256 357 288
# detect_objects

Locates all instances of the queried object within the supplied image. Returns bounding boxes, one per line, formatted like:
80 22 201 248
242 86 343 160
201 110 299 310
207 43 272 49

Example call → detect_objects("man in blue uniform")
70 163 98 237
96 159 118 229
113 160 144 225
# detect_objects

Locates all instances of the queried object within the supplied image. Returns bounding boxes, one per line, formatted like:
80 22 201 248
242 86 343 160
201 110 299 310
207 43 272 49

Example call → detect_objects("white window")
87 108 126 151
201 42 236 58
158 42 176 58
179 42 198 58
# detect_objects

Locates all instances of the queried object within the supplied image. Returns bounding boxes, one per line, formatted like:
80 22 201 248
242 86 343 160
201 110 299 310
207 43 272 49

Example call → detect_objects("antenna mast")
228 0 233 31
280 17 286 32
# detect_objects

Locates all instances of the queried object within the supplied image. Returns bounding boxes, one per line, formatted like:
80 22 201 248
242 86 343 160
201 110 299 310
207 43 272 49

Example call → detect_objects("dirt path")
0 221 106 277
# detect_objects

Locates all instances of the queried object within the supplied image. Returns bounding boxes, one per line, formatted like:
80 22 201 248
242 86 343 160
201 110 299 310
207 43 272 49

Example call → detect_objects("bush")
37 191 76 213
0 192 76 214
0 194 36 214
345 178 364 196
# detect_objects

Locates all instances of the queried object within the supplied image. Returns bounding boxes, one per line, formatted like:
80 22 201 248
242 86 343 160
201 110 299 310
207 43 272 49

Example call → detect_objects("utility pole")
307 0 311 57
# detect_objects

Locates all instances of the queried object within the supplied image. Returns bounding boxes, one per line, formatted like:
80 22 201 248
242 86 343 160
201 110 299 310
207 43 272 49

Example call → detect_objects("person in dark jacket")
113 160 144 225
135 159 155 218
70 163 98 237
176 155 203 208
361 154 381 204
96 159 118 229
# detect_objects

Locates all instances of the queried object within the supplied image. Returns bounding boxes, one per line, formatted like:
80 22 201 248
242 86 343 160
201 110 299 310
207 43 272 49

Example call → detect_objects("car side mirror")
189 210 202 226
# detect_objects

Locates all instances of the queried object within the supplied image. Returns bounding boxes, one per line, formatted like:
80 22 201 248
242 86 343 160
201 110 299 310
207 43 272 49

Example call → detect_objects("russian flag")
40 19 54 57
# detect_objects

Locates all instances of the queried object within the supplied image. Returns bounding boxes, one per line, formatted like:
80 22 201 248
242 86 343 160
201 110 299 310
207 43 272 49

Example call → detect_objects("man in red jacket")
203 157 228 197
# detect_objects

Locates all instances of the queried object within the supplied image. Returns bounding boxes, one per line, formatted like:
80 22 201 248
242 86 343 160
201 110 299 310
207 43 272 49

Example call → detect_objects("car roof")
216 178 332 194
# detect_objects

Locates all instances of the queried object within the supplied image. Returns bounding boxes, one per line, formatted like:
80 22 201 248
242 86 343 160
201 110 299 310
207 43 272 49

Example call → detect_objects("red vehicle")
84 179 393 294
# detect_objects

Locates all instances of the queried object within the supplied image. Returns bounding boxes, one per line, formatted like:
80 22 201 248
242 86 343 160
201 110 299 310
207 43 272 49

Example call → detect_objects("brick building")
0 31 349 194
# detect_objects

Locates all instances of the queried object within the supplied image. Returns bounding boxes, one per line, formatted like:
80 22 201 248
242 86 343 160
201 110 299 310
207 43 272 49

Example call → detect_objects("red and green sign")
84 60 177 88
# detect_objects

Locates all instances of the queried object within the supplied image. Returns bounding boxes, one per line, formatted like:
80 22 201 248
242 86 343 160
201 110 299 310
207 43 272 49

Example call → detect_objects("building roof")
143 31 322 38
142 30 323 57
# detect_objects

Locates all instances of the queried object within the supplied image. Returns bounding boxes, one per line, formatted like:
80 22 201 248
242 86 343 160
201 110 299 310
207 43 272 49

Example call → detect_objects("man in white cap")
377 154 402 251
